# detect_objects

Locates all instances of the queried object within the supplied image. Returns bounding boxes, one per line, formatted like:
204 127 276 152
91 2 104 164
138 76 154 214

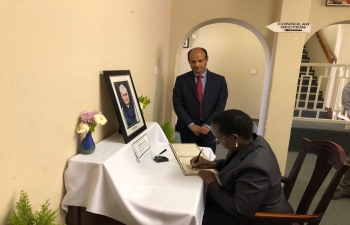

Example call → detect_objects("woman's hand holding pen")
190 156 216 169
190 156 216 186
190 155 216 186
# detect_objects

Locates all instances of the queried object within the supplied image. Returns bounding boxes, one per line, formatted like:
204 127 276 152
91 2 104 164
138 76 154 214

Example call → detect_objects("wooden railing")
315 31 336 64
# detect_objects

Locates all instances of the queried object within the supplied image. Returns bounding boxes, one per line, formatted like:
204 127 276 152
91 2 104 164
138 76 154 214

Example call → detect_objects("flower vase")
80 131 95 154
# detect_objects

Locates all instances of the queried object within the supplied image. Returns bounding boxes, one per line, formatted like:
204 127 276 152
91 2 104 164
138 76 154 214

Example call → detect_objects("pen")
158 149 167 156
192 149 203 169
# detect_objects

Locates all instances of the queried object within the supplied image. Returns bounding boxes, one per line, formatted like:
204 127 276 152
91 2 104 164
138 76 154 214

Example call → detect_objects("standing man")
173 47 228 153
333 81 350 199
342 81 350 117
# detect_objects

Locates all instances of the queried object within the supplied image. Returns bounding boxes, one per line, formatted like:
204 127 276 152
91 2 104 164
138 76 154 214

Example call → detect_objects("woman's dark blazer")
207 134 294 220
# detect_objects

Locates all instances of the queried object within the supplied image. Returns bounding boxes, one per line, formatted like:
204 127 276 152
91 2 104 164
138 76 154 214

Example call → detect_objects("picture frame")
183 38 189 48
103 70 147 144
326 0 350 6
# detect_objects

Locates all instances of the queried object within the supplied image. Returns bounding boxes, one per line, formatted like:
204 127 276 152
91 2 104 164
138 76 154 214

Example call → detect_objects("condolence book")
169 143 218 176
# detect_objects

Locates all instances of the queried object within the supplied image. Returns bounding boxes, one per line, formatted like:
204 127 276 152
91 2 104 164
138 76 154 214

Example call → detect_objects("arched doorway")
173 18 271 135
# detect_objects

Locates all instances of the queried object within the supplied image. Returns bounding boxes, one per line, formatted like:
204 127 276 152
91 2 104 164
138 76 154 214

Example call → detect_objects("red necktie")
197 75 203 118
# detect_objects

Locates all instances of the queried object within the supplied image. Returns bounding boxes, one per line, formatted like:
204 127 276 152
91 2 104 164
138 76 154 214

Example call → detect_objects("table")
61 122 215 225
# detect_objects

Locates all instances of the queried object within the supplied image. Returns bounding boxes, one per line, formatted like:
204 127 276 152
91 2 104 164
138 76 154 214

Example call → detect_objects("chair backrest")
283 137 350 218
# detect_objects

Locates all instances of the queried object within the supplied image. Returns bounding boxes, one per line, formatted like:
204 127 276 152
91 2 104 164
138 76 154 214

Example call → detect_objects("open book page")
170 143 218 176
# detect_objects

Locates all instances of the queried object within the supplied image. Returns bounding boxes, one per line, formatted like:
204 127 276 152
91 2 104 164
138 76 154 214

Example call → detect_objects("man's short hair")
187 47 208 59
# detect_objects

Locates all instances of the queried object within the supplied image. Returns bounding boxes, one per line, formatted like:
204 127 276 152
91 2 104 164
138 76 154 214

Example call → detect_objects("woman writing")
191 109 293 224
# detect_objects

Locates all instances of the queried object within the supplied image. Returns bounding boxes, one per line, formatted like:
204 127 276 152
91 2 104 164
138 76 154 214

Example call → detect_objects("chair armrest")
253 212 322 223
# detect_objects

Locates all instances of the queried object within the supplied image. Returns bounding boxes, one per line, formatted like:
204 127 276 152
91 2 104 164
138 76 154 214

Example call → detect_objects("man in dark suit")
173 47 228 153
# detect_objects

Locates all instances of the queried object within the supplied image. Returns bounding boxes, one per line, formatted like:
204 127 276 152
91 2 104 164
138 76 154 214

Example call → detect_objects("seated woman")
191 109 294 225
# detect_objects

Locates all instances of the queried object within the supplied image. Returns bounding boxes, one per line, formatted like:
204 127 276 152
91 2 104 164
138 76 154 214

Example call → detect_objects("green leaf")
8 191 34 225
138 95 151 109
161 122 178 143
89 124 95 132
33 200 58 225
8 191 64 225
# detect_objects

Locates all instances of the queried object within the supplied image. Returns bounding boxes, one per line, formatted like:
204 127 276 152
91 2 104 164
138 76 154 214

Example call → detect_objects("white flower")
76 122 90 138
94 114 107 125
139 102 144 110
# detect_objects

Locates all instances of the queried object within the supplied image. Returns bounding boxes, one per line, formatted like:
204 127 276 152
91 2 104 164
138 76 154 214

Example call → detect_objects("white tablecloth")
61 122 215 225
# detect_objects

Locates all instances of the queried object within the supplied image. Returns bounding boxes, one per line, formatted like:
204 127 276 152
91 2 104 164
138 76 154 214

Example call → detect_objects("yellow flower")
94 114 107 125
76 122 90 138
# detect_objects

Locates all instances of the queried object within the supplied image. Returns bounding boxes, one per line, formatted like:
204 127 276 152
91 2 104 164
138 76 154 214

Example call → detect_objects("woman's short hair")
212 109 253 139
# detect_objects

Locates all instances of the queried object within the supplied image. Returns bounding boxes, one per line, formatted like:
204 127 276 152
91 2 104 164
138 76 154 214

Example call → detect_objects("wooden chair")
240 137 350 225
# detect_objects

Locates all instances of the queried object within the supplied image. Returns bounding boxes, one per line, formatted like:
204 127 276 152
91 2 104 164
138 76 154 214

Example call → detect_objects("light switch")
154 66 158 75
192 34 197 39
250 70 257 75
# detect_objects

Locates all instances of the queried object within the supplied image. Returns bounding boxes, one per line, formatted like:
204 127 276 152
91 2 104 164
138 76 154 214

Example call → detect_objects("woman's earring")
235 142 238 148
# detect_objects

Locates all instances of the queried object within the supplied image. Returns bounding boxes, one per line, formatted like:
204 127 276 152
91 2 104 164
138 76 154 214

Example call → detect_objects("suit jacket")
173 70 228 131
207 134 294 220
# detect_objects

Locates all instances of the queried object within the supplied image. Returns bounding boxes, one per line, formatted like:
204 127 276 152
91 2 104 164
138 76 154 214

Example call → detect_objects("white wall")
178 23 265 119
322 25 341 56
305 34 328 64
338 24 350 64
0 0 171 223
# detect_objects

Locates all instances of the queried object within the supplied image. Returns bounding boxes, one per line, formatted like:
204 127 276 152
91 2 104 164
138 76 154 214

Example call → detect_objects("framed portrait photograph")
104 70 147 144
183 38 189 48
326 0 350 6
